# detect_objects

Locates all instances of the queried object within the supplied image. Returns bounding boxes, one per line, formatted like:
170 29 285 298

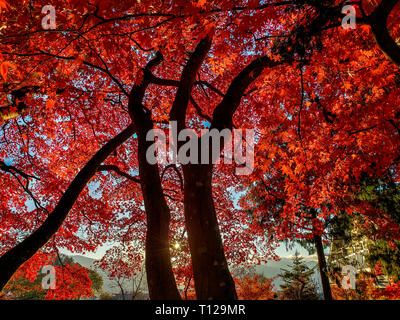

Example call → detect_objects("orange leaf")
0 61 13 82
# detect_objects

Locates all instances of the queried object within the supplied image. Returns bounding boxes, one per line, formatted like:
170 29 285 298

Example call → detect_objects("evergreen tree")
88 269 104 295
357 176 400 226
278 252 320 300
366 240 400 281
357 176 400 281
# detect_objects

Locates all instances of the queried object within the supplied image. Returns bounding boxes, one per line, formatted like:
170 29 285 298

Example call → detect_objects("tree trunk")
0 124 135 292
117 280 126 300
314 234 333 300
368 0 400 68
128 53 181 299
183 163 237 300
136 120 181 300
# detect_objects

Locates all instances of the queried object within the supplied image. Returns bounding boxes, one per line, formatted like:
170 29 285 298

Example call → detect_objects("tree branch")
190 96 212 123
169 34 213 132
149 74 224 97
0 123 135 291
161 164 184 191
211 55 282 131
2 50 129 96
97 165 140 183
367 0 400 68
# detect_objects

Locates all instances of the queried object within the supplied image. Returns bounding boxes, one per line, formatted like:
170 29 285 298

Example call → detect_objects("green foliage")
99 292 113 300
357 178 400 225
54 254 74 266
366 240 400 281
88 269 103 294
5 275 47 300
328 212 353 243
357 177 400 281
278 251 320 300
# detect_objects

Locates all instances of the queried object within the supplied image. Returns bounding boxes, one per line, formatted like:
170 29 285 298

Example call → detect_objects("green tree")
279 252 319 300
357 176 400 281
366 240 400 281
88 269 103 295
357 177 400 225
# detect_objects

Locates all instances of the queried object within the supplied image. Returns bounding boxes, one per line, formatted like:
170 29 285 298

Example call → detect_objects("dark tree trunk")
175 45 279 300
0 124 135 292
183 163 237 300
314 233 333 300
368 0 400 68
128 53 181 300
136 117 181 300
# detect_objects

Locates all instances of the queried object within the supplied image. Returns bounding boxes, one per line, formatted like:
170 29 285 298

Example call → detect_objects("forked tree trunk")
128 53 181 300
183 163 237 300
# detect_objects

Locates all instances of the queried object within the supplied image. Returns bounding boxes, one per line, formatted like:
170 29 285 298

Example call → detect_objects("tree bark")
183 163 237 300
0 124 135 292
128 52 181 300
368 0 400 68
135 115 181 300
116 280 126 300
178 52 279 301
314 233 333 300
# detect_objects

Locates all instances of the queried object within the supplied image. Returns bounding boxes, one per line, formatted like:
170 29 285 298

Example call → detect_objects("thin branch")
2 50 128 96
190 96 212 123
348 125 378 136
161 164 184 191
97 165 140 183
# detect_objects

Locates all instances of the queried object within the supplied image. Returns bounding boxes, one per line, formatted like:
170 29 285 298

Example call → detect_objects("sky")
61 240 314 261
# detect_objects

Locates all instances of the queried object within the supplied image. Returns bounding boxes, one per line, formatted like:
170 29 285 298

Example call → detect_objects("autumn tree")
241 178 335 299
234 274 276 300
1 253 94 300
0 0 400 301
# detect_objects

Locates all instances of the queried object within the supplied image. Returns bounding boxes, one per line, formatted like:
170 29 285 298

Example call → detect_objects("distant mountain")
69 254 322 295
70 255 97 269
